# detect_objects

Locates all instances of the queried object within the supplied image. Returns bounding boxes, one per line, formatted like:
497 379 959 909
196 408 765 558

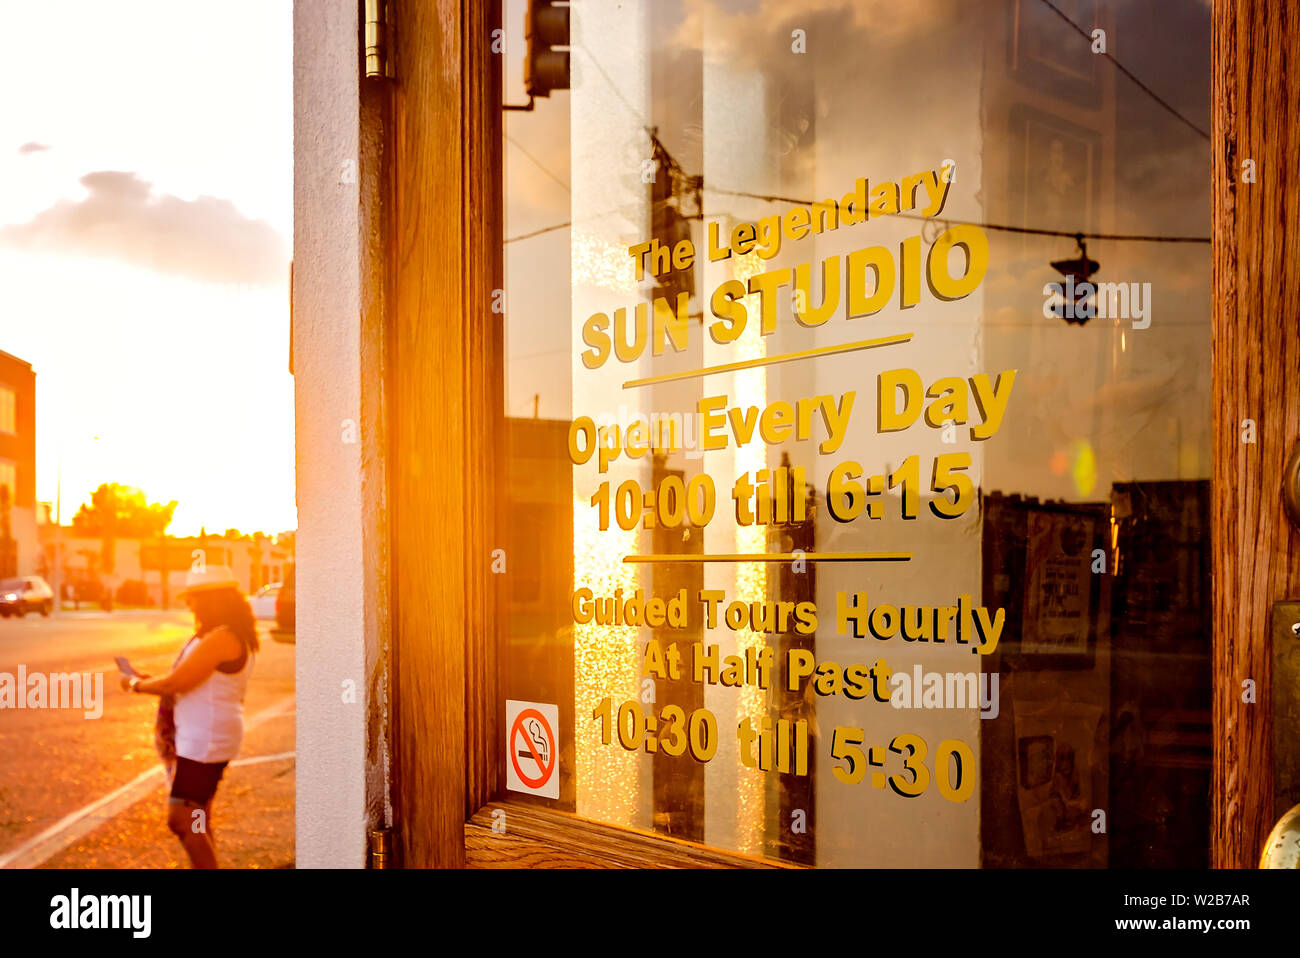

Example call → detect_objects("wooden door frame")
384 0 495 868
383 0 1299 869
1211 0 1300 870
383 0 769 869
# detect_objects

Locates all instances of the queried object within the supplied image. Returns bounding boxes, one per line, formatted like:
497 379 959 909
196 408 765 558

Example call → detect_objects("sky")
0 0 294 536
503 0 1212 498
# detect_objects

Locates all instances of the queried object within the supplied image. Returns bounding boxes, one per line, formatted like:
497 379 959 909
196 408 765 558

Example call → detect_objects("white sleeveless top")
173 631 254 764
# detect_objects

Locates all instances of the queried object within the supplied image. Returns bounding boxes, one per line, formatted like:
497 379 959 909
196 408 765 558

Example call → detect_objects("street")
0 609 294 868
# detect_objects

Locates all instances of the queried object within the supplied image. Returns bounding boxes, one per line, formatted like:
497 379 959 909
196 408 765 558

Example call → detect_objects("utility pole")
53 433 100 614
158 529 170 611
53 467 61 614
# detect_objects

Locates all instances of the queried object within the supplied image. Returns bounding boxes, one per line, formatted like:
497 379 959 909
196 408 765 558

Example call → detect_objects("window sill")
465 800 793 869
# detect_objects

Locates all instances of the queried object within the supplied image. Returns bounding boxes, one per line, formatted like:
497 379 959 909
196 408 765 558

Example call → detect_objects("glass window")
498 0 1210 867
0 385 14 435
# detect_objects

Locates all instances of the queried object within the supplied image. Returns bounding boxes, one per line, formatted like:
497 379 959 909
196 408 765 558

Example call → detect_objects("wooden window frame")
383 0 1300 869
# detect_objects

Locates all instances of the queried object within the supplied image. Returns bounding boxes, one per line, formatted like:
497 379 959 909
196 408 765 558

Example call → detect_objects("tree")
71 485 178 601
70 484 178 539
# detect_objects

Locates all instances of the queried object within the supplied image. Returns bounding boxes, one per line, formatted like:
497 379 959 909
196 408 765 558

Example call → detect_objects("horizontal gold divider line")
620 331 913 389
622 552 912 563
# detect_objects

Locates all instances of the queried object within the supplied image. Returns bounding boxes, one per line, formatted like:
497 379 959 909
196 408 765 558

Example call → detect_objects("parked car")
0 576 55 617
250 583 281 620
274 564 295 637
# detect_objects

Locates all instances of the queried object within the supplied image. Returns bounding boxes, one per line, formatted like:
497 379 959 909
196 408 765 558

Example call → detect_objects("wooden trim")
387 0 502 867
465 801 791 869
462 0 507 823
384 0 1300 872
1211 0 1300 869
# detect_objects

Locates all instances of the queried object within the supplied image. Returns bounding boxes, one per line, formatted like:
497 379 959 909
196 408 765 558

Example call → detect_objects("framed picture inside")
1008 102 1102 243
1009 0 1102 105
982 493 1109 671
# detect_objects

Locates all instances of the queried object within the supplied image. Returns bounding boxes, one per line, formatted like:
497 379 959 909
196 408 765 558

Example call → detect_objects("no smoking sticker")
505 700 559 798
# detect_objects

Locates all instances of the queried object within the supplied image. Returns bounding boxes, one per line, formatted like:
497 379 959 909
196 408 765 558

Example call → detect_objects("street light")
51 433 101 615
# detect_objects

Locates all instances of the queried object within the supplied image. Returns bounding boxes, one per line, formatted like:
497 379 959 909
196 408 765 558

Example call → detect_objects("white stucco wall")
293 0 387 868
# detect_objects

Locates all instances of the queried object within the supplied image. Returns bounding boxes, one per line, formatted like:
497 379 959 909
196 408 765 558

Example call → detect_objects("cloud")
0 170 287 285
17 141 50 155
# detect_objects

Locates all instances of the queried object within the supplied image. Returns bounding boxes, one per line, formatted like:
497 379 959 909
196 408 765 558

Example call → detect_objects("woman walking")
122 566 257 868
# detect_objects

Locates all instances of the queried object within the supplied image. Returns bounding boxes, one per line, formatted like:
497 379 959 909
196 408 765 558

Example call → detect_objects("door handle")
1262 805 1300 867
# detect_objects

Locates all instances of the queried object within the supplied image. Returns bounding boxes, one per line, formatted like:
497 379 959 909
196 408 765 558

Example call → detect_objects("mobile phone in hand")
114 656 140 678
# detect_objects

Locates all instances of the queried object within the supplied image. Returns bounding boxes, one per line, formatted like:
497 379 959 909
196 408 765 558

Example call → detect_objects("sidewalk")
38 700 296 869
0 621 298 869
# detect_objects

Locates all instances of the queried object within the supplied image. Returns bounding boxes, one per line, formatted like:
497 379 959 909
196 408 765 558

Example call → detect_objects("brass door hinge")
370 827 393 868
364 0 393 79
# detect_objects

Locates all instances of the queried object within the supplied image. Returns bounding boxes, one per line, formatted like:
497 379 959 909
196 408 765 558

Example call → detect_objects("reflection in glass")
500 0 1210 867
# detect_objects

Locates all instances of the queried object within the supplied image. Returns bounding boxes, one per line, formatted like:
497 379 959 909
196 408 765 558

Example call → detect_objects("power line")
512 26 1214 248
708 186 1209 243
503 40 652 245
507 185 1210 246
505 220 571 244
574 38 651 132
1035 0 1210 141
506 190 693 245
505 134 570 194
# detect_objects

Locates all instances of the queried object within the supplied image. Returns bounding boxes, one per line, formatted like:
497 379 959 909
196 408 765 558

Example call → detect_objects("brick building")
0 350 36 578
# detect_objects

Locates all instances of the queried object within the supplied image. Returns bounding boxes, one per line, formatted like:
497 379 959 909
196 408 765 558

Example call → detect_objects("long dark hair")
189 587 260 653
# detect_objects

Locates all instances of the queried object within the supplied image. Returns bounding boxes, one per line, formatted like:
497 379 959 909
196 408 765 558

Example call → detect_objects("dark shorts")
169 757 229 806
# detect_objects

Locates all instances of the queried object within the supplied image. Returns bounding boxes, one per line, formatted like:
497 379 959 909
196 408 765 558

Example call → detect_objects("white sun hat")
176 565 241 600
